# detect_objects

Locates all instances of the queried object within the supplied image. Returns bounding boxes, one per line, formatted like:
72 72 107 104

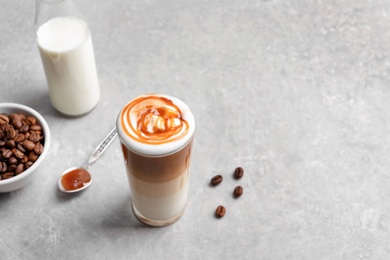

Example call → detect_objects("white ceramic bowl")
0 103 50 192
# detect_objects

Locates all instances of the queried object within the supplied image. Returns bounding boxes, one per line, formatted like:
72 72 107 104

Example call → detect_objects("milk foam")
117 94 195 156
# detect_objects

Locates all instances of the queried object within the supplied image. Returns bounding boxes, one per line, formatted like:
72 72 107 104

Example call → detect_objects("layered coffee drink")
116 94 195 226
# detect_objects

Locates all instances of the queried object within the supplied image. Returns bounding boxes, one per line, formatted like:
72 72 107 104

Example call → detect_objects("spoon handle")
87 127 118 166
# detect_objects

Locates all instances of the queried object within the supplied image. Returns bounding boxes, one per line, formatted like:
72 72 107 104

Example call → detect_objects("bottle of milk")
34 0 100 116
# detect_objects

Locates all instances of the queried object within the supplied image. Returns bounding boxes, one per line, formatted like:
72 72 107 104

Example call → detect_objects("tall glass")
34 0 100 116
116 94 195 226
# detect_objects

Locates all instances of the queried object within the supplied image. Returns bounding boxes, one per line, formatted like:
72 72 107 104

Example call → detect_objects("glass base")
132 204 186 227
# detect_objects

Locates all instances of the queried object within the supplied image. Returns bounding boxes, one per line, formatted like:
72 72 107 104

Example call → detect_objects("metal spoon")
58 127 118 193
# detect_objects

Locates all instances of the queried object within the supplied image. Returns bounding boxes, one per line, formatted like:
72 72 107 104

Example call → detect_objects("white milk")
37 17 100 116
129 173 189 221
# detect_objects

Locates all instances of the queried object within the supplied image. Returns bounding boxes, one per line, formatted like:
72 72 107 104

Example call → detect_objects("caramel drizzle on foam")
121 96 189 145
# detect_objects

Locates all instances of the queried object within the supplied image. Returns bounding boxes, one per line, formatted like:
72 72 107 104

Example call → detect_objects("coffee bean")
233 185 243 198
28 152 38 162
21 155 28 163
6 140 15 148
0 113 44 180
12 119 22 129
25 161 33 170
8 156 18 165
15 163 24 175
14 149 24 159
14 133 25 143
30 125 42 131
234 167 244 179
17 143 26 153
0 114 9 124
0 162 7 173
2 149 12 159
1 172 14 179
8 114 19 121
26 116 36 125
29 132 41 143
7 165 17 172
6 126 16 139
19 114 26 121
210 175 223 186
23 140 35 151
34 143 44 155
19 124 29 133
215 205 226 218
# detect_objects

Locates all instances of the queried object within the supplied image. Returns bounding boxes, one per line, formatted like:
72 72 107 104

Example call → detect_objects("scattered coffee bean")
210 174 223 186
233 185 243 198
0 113 45 180
234 166 244 179
215 205 226 218
209 167 246 221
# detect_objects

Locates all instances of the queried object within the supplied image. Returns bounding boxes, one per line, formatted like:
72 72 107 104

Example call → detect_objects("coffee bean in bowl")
0 103 50 192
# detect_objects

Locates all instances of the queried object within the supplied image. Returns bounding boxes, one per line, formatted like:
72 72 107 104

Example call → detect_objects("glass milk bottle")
34 0 100 116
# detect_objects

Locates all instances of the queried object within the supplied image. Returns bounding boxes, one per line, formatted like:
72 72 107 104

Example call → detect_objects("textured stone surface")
2 0 390 259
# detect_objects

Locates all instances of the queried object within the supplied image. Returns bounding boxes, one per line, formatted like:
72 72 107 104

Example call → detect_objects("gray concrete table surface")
1 0 390 259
